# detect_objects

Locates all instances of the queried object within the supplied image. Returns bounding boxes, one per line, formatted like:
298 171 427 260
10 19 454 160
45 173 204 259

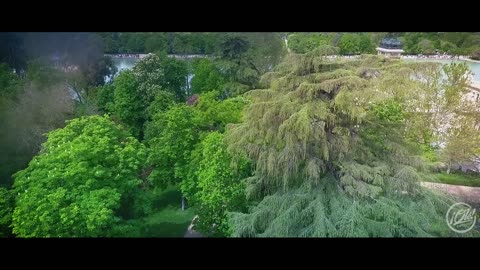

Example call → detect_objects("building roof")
379 38 402 49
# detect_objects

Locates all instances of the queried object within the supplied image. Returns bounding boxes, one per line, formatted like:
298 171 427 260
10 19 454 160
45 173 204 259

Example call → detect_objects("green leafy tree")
358 34 375 54
98 32 120 53
181 132 250 236
338 33 358 55
95 83 115 113
398 32 480 55
288 33 333 54
112 70 144 137
242 33 287 74
192 91 247 133
161 55 189 98
338 33 374 55
191 58 225 94
364 100 407 155
372 100 405 123
404 62 472 151
147 105 197 188
145 90 176 119
131 54 167 103
0 63 19 100
12 115 147 237
146 91 248 206
440 41 459 55
145 34 168 53
418 39 435 55
99 32 225 55
121 33 146 53
0 187 14 237
214 34 267 97
442 62 471 109
132 53 188 102
225 49 476 237
109 55 183 138
440 32 471 49
471 49 480 60
220 36 250 59
436 63 479 172
442 116 480 173
402 32 423 54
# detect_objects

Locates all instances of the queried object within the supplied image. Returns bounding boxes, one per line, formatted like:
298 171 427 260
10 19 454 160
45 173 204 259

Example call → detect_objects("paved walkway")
184 215 203 238
421 182 480 205
470 81 480 91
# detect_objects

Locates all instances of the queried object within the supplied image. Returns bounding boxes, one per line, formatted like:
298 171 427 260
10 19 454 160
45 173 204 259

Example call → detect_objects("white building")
376 47 404 58
376 38 404 58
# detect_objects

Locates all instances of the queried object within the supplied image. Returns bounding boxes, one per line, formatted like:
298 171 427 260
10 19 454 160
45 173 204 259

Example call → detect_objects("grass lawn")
141 187 196 237
428 172 480 187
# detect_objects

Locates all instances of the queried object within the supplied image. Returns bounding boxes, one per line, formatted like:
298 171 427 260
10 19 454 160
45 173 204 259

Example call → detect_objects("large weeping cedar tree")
226 47 479 237
12 115 147 237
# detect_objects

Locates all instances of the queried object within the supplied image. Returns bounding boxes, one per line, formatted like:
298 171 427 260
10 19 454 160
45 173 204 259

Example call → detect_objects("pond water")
105 58 140 83
114 57 139 72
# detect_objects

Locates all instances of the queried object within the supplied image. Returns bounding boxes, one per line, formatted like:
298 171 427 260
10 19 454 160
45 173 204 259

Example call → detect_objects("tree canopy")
146 91 248 189
2 33 480 238
12 115 147 237
181 132 250 236
225 47 478 237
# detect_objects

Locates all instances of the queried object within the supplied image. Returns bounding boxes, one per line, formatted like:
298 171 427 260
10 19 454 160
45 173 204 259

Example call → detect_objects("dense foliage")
287 32 480 58
1 32 479 238
12 116 147 237
0 187 14 237
225 48 479 237
146 91 248 188
181 132 250 236
191 58 225 94
400 32 480 55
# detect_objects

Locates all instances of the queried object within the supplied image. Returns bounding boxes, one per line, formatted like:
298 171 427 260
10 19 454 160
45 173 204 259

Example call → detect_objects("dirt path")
184 215 203 238
421 182 480 206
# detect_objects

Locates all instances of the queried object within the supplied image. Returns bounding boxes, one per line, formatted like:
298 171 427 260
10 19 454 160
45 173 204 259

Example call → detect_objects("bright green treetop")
191 58 225 95
181 132 250 236
146 91 248 189
12 115 147 237
112 70 145 137
0 187 14 237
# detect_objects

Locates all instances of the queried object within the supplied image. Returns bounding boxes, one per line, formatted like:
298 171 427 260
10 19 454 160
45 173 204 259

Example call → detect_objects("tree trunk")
181 196 185 211
447 164 451 174
68 81 84 104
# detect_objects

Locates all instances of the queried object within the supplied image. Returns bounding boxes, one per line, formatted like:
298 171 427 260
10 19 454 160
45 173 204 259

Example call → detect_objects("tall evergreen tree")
226 47 479 237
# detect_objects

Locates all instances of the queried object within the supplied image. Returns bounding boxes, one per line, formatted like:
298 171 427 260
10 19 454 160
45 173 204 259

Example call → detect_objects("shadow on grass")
141 187 196 237
144 221 192 237
433 172 480 187
152 188 183 209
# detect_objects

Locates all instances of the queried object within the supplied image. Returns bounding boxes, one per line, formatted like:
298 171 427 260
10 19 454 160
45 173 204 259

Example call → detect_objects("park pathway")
184 215 203 238
421 182 480 207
